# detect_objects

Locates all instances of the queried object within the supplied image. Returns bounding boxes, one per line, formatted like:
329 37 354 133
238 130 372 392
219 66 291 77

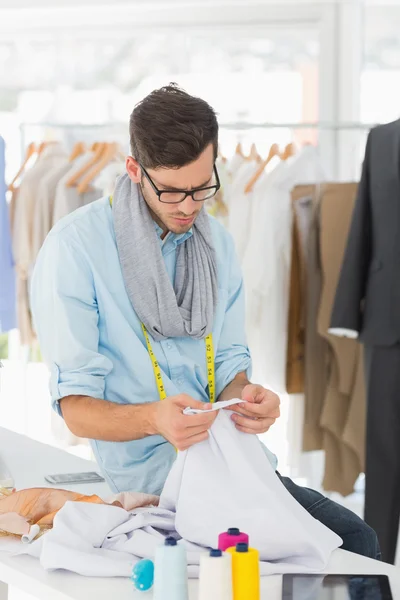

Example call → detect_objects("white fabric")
183 398 243 415
93 161 125 198
11 411 340 577
242 147 326 392
227 160 259 263
328 328 359 339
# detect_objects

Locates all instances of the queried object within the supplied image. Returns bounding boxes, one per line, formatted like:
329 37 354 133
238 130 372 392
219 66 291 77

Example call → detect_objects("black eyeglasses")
140 164 221 204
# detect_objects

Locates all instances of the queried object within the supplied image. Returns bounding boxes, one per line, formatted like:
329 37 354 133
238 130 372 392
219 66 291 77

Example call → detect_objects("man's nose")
179 195 200 215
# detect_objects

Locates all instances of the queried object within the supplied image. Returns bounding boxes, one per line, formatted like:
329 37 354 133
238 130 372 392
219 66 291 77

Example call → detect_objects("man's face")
126 144 215 235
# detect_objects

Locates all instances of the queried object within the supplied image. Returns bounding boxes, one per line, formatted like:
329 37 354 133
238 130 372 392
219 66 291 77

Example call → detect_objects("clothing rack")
20 121 377 132
19 120 375 179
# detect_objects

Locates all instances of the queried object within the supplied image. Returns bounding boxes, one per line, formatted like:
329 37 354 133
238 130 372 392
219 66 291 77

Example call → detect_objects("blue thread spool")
131 559 155 592
154 537 188 600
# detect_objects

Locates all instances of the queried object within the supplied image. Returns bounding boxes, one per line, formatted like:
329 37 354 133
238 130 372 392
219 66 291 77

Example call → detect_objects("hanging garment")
227 152 245 178
227 159 259 263
52 152 101 225
0 136 16 332
317 183 365 496
299 187 330 452
93 161 125 198
31 161 71 263
11 143 67 344
330 120 400 562
243 147 326 392
285 186 316 479
12 411 341 577
286 186 314 394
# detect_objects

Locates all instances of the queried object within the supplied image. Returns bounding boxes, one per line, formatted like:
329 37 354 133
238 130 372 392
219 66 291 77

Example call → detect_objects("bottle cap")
165 537 177 546
236 543 249 553
210 549 222 557
227 528 240 536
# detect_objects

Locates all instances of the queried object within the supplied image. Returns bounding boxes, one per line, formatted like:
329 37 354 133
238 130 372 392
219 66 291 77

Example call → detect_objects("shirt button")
177 378 184 385
166 343 172 350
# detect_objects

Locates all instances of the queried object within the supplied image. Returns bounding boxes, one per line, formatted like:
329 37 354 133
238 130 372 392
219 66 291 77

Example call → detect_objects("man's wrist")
140 402 158 436
218 372 250 402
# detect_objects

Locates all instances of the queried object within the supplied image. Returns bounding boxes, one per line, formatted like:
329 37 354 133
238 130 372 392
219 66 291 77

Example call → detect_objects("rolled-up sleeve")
31 231 113 415
215 237 252 398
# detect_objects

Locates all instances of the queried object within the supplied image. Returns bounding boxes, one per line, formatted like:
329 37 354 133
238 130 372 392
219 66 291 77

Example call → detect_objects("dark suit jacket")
331 119 400 346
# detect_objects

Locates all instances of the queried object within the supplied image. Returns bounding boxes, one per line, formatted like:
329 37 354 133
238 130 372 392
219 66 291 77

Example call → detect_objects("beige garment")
317 183 365 495
9 189 34 345
52 152 101 226
286 185 317 394
12 145 67 279
31 161 71 263
297 185 330 452
11 145 67 344
286 207 303 394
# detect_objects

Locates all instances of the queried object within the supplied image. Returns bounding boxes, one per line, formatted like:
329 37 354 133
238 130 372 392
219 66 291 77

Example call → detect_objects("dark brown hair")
129 83 218 169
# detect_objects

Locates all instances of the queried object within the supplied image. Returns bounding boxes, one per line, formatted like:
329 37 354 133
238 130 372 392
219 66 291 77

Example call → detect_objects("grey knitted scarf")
112 173 217 341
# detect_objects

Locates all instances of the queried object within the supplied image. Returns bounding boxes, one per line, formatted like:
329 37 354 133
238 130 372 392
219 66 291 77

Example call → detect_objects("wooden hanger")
218 147 227 164
38 141 48 155
249 143 262 164
77 142 118 194
244 143 280 194
66 142 106 188
69 141 86 162
280 142 296 161
235 142 245 158
8 142 37 192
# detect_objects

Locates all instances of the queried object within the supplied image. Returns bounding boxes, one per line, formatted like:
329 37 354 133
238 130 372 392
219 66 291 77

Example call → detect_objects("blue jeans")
278 474 381 560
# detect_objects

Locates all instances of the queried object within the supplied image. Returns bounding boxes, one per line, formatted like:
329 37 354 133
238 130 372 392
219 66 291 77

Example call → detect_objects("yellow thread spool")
227 543 260 600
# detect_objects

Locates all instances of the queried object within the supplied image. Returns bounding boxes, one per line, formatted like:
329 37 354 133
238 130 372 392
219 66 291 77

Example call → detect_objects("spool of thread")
153 537 188 600
227 543 260 600
218 528 249 552
198 549 233 600
131 559 154 592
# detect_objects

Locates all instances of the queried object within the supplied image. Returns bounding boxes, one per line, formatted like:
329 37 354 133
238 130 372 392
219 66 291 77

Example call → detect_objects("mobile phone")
282 574 392 600
44 471 105 485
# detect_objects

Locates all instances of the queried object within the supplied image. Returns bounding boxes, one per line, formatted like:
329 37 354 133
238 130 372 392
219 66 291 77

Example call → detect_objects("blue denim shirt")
31 196 277 494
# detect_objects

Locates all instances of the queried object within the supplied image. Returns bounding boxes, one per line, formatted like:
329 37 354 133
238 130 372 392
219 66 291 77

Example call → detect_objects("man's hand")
228 384 280 434
149 394 217 451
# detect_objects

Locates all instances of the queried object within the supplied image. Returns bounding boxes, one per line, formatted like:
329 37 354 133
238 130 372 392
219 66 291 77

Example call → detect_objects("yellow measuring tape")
109 195 215 403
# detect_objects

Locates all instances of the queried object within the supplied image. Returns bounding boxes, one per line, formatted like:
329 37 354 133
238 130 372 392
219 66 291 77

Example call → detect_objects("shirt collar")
154 221 193 246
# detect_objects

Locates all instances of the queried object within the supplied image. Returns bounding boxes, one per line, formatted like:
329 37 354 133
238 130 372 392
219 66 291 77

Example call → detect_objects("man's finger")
177 431 209 451
175 396 211 411
184 411 217 428
230 402 266 417
232 414 276 432
235 425 261 435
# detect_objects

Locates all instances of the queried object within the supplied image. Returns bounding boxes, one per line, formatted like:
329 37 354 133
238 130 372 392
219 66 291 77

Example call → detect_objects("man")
31 84 379 560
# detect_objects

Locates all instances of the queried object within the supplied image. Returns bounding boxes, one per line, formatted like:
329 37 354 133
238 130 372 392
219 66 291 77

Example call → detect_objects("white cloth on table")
11 410 341 577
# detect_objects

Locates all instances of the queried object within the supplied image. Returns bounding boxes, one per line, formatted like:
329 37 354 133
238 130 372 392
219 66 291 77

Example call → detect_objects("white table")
0 427 399 600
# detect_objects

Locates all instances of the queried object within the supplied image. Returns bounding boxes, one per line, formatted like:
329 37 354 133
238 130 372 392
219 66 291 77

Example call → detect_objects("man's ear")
126 156 141 183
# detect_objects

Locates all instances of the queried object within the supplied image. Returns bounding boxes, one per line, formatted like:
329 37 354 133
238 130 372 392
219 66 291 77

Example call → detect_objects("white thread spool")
198 549 233 600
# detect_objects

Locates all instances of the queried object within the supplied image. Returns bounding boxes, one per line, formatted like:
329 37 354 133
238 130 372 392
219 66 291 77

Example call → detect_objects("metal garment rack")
19 120 376 178
20 120 377 132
